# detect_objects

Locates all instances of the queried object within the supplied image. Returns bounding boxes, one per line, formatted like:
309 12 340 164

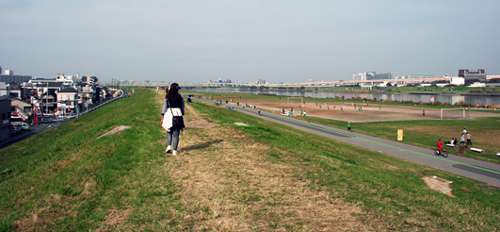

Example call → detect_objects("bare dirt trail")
158 101 373 230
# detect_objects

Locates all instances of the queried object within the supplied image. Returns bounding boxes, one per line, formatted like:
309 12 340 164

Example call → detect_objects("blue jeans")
167 128 181 150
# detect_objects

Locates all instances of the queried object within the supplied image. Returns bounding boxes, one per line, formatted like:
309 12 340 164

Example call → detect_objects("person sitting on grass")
445 138 455 147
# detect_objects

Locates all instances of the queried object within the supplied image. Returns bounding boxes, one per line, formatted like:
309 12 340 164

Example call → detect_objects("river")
190 88 500 106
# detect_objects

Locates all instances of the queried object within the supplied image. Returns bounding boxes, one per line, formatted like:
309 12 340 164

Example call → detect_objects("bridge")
106 77 450 89
284 77 449 87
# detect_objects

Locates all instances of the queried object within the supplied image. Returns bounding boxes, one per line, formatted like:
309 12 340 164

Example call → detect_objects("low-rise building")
57 87 79 115
11 99 32 121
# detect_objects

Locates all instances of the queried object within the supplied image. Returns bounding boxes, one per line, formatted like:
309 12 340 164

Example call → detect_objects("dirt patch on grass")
96 208 133 232
159 103 369 230
97 125 132 139
422 176 454 197
185 103 215 129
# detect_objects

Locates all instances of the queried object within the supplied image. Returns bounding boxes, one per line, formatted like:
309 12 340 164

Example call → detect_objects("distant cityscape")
0 65 127 143
144 69 499 87
1 64 499 143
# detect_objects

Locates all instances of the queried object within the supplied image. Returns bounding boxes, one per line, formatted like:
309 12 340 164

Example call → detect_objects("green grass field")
290 114 500 164
190 91 500 163
0 88 499 230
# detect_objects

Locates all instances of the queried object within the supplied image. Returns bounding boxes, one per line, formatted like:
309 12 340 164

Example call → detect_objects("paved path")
0 119 69 150
196 99 500 186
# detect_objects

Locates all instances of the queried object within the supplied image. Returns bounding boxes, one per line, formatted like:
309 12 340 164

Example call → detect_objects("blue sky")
1 0 499 83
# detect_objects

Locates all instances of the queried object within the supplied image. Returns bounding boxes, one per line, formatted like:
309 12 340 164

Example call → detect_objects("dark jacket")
161 97 185 116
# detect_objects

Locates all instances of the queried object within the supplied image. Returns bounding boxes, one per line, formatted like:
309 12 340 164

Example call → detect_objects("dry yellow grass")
154 99 370 230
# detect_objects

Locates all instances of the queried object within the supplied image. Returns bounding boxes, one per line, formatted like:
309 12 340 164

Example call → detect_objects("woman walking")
161 83 185 155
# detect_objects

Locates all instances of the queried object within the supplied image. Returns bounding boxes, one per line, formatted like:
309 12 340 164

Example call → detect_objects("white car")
21 122 30 131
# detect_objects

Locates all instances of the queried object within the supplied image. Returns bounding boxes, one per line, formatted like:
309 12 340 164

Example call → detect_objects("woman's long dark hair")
166 83 181 100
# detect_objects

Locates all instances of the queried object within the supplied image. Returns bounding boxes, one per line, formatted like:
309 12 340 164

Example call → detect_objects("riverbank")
191 86 500 106
239 85 500 94
1 88 499 230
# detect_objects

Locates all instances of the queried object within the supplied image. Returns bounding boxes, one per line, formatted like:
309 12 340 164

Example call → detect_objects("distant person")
453 138 458 146
258 108 261 115
466 133 472 146
303 111 306 117
460 133 466 145
462 128 467 134
161 83 185 155
347 121 352 132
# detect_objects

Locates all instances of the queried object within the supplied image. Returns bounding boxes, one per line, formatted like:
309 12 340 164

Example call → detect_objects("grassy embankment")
0 88 171 231
1 88 500 230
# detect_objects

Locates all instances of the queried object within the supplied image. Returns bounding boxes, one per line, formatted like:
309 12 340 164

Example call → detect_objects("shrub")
456 145 467 155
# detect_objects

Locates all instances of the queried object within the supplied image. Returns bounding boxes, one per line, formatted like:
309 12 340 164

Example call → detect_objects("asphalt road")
196 98 500 186
0 119 69 150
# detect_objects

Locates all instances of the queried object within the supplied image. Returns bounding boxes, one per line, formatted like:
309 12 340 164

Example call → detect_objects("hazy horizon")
1 1 499 83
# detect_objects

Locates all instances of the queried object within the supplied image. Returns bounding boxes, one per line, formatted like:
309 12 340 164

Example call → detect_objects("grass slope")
0 88 499 230
0 88 171 231
189 98 500 230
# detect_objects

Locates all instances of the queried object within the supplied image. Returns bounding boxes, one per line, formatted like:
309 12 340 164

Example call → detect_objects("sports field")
259 102 496 122
202 94 498 122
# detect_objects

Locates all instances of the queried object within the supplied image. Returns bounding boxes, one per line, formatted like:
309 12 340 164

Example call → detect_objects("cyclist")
437 139 444 155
